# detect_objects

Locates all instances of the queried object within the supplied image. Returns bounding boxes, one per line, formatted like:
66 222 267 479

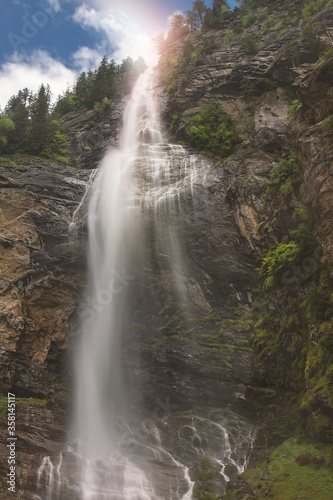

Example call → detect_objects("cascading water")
74 68 167 499
36 67 256 500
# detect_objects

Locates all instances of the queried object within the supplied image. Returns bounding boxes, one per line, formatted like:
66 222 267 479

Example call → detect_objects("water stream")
36 68 256 500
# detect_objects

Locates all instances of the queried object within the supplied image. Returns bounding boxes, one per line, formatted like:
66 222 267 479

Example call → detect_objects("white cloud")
71 45 105 73
72 4 154 64
0 50 76 109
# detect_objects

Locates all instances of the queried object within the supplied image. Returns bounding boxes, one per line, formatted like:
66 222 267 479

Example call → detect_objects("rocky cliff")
0 157 90 494
155 0 333 495
0 0 332 498
159 0 333 433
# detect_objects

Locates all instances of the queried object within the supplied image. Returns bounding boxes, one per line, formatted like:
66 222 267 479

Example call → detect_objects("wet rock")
254 127 282 152
224 463 239 479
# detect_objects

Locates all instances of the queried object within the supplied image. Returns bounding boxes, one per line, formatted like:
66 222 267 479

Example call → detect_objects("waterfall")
36 67 256 500
74 67 201 499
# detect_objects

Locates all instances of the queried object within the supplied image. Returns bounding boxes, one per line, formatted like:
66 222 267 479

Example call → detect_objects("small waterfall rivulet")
36 68 256 499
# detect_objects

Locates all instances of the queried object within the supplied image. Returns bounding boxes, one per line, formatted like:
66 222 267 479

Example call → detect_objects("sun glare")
90 0 161 66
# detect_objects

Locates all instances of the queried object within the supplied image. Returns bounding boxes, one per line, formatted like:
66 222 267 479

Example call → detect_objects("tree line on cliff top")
0 56 145 163
1 0 331 162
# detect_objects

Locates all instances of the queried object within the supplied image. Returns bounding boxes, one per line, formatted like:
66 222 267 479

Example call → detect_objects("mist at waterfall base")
36 68 256 499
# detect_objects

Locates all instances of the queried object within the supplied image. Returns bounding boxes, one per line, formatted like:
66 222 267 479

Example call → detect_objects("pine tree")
185 9 200 31
212 0 228 16
29 84 51 154
168 13 189 42
4 88 32 153
88 56 117 106
75 72 89 107
193 0 208 27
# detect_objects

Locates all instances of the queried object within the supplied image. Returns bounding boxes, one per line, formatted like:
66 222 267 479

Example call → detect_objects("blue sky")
0 0 238 108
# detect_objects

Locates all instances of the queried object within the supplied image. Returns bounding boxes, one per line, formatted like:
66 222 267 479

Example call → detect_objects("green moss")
201 313 220 322
322 114 333 132
194 456 219 499
16 397 47 408
302 287 333 323
0 155 20 167
0 396 47 419
167 83 176 95
240 438 333 499
293 205 312 220
219 318 251 333
288 99 300 120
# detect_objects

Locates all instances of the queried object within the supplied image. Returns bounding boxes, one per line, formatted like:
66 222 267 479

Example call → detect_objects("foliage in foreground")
194 457 221 500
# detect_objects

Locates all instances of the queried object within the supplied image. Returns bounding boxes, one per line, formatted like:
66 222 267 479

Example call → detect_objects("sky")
0 0 238 109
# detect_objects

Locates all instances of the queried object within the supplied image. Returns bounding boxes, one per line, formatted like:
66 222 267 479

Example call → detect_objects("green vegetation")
55 55 145 114
1 54 146 164
252 164 333 440
301 0 333 21
322 114 333 132
159 29 221 99
185 102 240 158
262 17 277 31
302 2 319 20
4 85 68 163
223 29 235 42
288 99 300 120
0 396 47 419
239 438 333 499
241 12 256 28
258 201 318 291
257 6 268 20
264 155 301 196
258 241 302 290
155 0 233 42
0 116 15 153
300 19 333 64
194 457 221 500
241 33 260 55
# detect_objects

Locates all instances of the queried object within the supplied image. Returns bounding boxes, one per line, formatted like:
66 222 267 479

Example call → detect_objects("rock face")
60 104 123 170
157 0 333 448
0 134 259 497
59 73 141 170
159 1 333 272
0 157 89 494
